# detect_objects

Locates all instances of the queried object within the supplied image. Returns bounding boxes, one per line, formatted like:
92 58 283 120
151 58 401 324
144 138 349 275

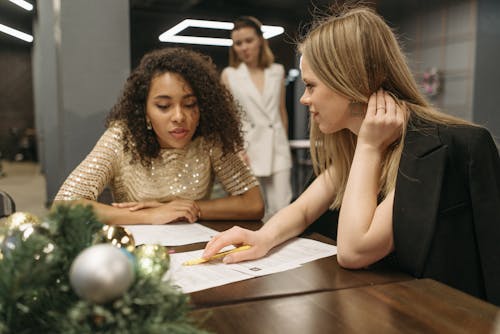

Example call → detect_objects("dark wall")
0 0 35 160
0 40 34 160
473 0 500 144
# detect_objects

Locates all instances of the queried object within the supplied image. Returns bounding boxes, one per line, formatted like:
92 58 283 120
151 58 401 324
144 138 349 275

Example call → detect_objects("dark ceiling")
0 0 439 69
127 0 453 70
128 0 339 70
130 0 333 20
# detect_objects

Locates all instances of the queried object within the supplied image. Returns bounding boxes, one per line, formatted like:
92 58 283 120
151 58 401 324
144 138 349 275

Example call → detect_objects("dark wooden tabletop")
170 220 412 308
190 279 500 334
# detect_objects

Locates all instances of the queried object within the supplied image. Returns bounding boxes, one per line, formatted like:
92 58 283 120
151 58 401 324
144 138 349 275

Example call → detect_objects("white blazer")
223 63 292 176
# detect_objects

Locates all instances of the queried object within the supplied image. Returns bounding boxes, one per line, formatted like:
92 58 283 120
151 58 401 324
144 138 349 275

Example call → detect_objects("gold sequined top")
54 125 259 203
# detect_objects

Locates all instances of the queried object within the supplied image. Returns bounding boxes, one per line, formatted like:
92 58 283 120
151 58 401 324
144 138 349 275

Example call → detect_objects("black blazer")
394 118 500 305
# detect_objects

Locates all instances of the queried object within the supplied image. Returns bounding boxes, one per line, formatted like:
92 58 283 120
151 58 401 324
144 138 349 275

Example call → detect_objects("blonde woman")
221 16 292 220
204 5 500 305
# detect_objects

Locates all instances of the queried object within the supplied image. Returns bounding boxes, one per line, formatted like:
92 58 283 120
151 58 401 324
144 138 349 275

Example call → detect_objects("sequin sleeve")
54 126 123 201
210 143 260 196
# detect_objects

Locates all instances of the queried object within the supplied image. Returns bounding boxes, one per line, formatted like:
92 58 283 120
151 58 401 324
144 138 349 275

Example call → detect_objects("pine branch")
0 204 209 333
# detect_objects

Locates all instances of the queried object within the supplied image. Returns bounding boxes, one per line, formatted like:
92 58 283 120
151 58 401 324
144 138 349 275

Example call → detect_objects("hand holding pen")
183 245 251 266
201 226 272 264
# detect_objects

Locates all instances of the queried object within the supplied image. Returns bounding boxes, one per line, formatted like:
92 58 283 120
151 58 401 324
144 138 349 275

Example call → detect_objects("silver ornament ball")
69 244 135 304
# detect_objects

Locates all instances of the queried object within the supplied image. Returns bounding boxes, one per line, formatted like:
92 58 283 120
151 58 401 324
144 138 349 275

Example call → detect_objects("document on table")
164 237 337 293
123 223 218 246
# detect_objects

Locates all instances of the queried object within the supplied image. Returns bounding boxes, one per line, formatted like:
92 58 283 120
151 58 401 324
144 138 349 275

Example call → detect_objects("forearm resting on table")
259 178 333 249
196 187 264 220
259 202 309 248
52 199 151 225
337 146 394 268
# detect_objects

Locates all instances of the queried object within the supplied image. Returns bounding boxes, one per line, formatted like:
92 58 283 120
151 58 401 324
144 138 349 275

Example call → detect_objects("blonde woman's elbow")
336 239 394 269
336 247 369 269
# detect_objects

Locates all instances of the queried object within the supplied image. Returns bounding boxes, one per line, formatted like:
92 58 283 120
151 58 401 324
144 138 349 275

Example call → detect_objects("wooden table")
173 221 411 308
190 279 500 334
178 221 499 332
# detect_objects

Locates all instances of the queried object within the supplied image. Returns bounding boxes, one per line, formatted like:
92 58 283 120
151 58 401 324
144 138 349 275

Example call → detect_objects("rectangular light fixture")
159 19 284 46
0 23 33 42
8 0 34 11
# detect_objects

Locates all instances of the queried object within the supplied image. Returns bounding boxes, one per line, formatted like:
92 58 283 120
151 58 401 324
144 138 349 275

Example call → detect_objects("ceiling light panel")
8 0 34 11
0 23 33 42
159 19 284 46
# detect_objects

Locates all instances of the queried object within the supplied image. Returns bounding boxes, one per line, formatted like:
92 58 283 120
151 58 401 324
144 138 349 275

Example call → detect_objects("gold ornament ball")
1 212 42 260
134 244 170 278
1 218 54 261
1 212 40 231
93 224 135 252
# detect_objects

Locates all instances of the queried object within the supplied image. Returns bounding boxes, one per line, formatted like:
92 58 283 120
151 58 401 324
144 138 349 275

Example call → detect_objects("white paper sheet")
123 223 218 246
164 237 337 293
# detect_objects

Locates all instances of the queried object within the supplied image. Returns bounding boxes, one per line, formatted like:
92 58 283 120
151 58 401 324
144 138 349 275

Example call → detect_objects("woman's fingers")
384 92 397 117
113 202 146 211
366 92 377 117
358 89 404 150
376 89 386 114
115 200 199 224
112 202 136 208
167 200 200 223
145 200 199 224
203 226 249 258
113 201 164 211
383 92 404 145
366 88 386 117
129 203 149 211
167 207 196 224
223 247 257 264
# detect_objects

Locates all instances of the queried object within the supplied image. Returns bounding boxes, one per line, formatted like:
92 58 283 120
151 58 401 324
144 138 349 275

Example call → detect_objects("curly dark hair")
106 47 244 167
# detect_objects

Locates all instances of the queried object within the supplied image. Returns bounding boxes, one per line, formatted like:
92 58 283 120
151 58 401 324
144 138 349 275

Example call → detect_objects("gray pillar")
473 0 500 145
32 0 130 204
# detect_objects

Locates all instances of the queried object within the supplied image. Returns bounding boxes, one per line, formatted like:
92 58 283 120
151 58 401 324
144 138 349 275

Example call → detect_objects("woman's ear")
349 101 367 117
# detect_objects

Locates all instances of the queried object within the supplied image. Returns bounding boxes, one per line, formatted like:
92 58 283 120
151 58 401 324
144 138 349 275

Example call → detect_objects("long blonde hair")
229 16 275 68
299 5 471 208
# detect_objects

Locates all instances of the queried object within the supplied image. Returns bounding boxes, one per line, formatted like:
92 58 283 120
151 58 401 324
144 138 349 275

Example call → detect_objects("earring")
349 101 366 117
146 120 152 130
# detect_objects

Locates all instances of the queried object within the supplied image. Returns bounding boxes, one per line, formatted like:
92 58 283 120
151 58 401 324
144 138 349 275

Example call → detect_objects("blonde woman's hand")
112 201 163 211
202 226 272 264
357 89 404 152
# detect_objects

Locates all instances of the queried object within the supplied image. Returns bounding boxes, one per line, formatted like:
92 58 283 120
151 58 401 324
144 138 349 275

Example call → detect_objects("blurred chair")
0 190 16 218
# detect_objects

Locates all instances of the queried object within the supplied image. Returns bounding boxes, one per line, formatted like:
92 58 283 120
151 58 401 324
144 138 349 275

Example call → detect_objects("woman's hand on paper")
202 226 272 264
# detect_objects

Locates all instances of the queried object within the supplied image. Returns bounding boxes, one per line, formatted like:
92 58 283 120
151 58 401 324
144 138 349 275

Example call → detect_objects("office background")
0 0 499 204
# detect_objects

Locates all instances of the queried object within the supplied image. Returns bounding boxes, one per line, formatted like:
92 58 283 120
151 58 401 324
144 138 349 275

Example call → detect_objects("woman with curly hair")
54 47 264 224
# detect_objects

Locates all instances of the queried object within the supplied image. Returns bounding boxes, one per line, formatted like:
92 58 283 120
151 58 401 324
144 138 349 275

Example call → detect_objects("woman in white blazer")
221 16 292 220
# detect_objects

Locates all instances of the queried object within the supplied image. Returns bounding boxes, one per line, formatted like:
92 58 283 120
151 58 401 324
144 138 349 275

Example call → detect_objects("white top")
222 63 292 176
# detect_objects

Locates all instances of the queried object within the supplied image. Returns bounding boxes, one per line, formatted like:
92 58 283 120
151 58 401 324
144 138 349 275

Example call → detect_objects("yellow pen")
182 245 251 266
